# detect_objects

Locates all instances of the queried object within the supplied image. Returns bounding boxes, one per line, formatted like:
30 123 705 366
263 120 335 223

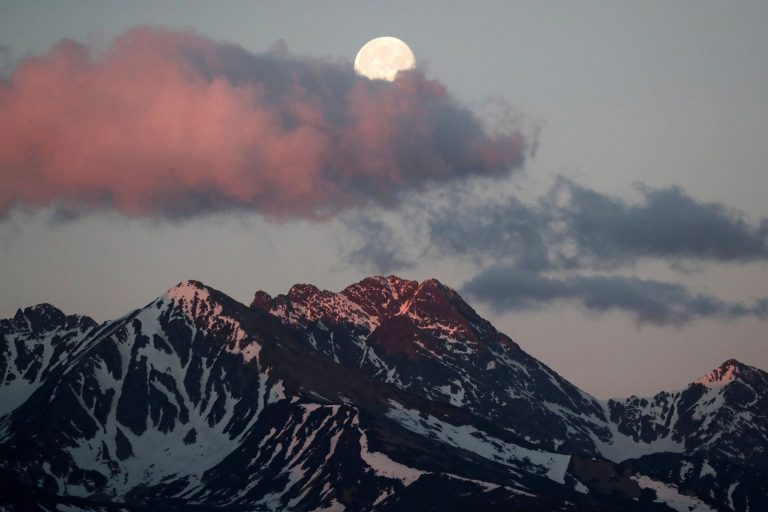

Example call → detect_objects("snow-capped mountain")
608 359 768 512
607 359 768 461
252 276 611 455
0 276 765 511
0 304 97 417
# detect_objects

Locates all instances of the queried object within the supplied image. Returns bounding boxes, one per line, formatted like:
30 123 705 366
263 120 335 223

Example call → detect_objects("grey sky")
1 1 767 398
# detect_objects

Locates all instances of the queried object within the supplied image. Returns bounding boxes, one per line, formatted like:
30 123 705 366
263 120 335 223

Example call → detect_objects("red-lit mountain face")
252 276 612 455
0 277 765 511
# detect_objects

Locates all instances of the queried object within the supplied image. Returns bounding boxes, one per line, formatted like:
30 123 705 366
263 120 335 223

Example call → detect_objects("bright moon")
354 37 416 81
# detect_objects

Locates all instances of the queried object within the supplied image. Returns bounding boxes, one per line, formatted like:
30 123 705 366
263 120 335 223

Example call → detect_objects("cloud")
462 267 768 326
342 214 415 273
348 178 767 273
0 26 527 220
549 178 768 266
426 194 551 270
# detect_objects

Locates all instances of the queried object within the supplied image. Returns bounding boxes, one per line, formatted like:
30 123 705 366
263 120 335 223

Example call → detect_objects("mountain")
0 304 97 417
0 276 765 511
251 276 611 456
609 359 768 512
251 276 768 511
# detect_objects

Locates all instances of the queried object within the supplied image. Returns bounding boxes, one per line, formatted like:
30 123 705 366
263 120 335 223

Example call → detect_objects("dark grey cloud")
426 196 551 271
550 178 768 266
347 178 768 276
342 215 415 273
462 267 768 326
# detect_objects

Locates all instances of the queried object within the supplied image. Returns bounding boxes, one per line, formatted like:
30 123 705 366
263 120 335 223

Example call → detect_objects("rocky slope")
252 276 612 455
0 276 764 511
610 359 768 512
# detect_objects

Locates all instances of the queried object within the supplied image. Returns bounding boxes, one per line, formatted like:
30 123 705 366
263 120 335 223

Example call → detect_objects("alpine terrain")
0 276 765 511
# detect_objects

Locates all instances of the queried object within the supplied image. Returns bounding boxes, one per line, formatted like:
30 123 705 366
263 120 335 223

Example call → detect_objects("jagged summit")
164 279 209 297
162 279 253 314
340 275 420 319
690 358 768 392
251 289 274 311
13 303 67 330
9 303 96 333
161 279 223 320
251 275 474 328
694 358 749 387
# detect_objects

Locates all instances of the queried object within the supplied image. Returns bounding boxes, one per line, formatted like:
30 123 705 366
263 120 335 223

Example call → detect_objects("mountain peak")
413 277 459 299
9 303 96 333
163 280 222 317
694 359 748 387
419 277 446 287
251 290 273 311
287 283 321 303
338 276 418 320
342 275 418 297
12 303 66 331
166 279 207 294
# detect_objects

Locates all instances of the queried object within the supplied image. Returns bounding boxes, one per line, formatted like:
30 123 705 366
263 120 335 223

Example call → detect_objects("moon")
354 37 416 81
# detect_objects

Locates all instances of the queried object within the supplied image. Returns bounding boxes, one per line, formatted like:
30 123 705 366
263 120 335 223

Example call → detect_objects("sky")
1 1 767 398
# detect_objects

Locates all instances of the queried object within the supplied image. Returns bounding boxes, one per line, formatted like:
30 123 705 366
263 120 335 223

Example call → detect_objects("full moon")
354 37 416 81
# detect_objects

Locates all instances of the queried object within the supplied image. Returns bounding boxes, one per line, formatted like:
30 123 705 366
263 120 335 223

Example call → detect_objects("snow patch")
357 426 425 486
727 482 738 511
387 400 569 484
574 480 589 494
592 401 684 462
699 461 716 478
268 381 286 404
633 475 716 512
238 341 262 363
310 499 346 512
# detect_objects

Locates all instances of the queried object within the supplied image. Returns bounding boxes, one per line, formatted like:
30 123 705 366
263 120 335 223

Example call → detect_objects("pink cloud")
0 27 526 219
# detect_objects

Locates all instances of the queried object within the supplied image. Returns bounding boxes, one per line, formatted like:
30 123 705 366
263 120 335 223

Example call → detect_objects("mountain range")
0 276 765 511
